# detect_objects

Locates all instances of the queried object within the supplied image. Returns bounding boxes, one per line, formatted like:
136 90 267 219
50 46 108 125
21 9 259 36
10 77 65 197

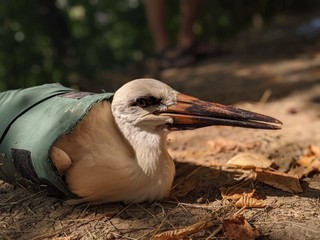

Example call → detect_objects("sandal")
156 45 196 70
155 42 229 70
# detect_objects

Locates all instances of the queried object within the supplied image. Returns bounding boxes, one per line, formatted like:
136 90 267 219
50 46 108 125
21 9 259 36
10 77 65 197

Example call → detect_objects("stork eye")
135 97 149 108
133 96 162 108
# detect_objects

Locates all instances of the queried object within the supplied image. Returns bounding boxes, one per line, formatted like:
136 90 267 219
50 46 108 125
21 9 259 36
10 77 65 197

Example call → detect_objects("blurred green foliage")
0 0 317 90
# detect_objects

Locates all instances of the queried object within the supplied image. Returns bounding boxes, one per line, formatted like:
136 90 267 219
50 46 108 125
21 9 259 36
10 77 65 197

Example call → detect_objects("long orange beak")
159 93 282 131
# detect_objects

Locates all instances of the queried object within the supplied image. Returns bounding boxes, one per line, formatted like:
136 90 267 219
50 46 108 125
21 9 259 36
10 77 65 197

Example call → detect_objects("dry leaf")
227 152 273 169
293 157 320 178
309 145 320 158
309 158 320 169
207 139 238 154
207 139 258 155
255 169 303 193
290 145 320 178
220 187 266 209
234 196 266 208
220 187 255 201
297 155 317 167
223 214 261 240
290 166 313 179
152 220 213 240
298 145 320 168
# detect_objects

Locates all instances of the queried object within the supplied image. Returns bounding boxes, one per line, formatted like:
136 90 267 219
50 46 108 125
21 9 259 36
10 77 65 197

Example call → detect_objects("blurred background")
1 0 320 94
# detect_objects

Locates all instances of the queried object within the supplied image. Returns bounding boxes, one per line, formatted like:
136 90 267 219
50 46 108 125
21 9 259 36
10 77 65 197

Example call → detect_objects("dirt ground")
1 13 320 240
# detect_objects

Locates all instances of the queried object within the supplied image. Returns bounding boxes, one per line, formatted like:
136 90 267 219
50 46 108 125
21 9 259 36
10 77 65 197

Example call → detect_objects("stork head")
111 78 282 133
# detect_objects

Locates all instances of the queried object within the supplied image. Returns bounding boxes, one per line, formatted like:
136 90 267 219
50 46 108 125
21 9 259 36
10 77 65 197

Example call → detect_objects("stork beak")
160 93 282 131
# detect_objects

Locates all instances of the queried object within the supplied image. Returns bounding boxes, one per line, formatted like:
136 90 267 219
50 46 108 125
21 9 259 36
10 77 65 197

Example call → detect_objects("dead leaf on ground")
234 195 266 208
152 220 213 240
309 145 320 158
207 139 259 155
223 214 261 240
298 155 318 167
227 152 274 169
207 139 238 155
220 187 256 201
220 187 266 208
292 157 320 178
254 169 303 193
289 145 320 178
298 145 320 168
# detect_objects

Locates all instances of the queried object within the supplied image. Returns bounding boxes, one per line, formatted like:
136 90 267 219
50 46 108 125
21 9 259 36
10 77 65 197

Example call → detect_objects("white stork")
51 78 282 204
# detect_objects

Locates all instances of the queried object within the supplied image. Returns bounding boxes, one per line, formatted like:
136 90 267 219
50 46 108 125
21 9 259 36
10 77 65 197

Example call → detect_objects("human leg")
178 0 203 49
144 0 169 53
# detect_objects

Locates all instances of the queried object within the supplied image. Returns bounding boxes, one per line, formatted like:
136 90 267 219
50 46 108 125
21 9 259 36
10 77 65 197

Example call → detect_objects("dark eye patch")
132 96 162 108
149 96 161 105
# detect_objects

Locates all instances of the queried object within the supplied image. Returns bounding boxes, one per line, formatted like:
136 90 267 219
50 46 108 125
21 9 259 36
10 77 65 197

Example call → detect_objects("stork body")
52 101 174 204
0 79 282 204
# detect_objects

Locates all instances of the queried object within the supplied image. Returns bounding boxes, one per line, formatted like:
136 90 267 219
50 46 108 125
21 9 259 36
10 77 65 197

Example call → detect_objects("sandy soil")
1 13 320 240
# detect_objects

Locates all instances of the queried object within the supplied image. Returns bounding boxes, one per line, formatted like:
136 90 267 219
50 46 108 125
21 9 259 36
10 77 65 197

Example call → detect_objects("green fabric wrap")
0 83 113 198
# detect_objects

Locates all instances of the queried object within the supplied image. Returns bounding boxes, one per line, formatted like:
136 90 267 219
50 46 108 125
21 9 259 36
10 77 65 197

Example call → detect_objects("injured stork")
0 79 282 204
